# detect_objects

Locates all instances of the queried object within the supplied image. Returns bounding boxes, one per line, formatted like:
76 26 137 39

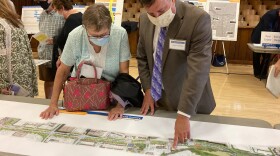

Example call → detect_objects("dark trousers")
253 52 271 77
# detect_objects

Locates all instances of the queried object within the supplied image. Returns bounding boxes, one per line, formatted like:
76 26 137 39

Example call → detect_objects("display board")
182 0 240 41
95 0 124 26
0 100 279 156
207 0 240 41
21 6 43 34
22 3 123 34
21 5 102 34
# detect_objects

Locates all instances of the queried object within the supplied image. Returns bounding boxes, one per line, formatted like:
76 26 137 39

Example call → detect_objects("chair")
255 5 267 12
238 21 248 27
242 9 256 17
269 5 280 9
258 9 268 17
245 14 260 22
239 15 244 21
240 0 249 5
128 18 138 22
122 12 133 21
125 0 136 3
140 8 146 13
251 1 263 11
240 4 253 10
127 7 139 14
131 3 142 9
123 3 131 10
134 12 141 21
248 20 259 27
263 0 277 8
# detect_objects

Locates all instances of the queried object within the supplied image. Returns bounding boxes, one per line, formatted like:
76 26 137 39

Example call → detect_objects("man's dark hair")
276 10 280 32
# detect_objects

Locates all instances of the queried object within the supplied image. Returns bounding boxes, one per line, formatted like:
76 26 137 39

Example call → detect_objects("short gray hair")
83 4 112 31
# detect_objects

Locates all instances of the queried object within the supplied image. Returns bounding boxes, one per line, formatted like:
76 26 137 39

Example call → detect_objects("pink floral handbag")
63 61 111 111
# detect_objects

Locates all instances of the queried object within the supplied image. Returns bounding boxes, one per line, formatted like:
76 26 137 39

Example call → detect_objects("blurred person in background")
0 0 38 97
37 0 65 99
52 0 83 68
251 8 280 79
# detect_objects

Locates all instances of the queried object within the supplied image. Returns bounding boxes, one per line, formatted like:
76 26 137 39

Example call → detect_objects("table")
275 124 280 130
247 43 280 54
0 95 278 156
0 95 272 128
247 43 280 80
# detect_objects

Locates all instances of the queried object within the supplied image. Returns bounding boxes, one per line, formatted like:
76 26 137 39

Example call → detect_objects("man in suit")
137 0 216 148
251 8 280 79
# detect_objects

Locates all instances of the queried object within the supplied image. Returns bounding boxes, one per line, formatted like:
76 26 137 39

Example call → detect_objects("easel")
213 40 229 74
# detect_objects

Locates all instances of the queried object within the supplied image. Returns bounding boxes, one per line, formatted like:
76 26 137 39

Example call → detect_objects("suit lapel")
146 23 155 66
162 1 184 69
142 18 155 68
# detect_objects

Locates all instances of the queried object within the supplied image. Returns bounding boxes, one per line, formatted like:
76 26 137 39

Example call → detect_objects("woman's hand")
108 103 124 121
40 105 59 119
274 60 280 77
1 87 10 95
46 38 53 45
56 57 61 68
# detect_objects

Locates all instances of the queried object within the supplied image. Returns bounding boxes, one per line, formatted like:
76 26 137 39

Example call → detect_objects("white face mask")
147 7 175 27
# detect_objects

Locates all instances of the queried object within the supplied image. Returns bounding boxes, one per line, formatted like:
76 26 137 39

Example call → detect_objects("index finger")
141 104 149 115
55 109 60 116
140 104 146 114
150 103 155 115
172 133 179 149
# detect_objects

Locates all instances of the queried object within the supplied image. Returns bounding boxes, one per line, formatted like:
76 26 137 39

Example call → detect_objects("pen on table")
58 107 87 115
86 111 143 120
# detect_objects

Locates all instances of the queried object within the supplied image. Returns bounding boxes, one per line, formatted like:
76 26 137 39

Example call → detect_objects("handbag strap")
76 60 98 82
0 18 13 84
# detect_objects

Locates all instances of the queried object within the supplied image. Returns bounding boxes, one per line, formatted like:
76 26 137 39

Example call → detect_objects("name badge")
169 39 186 51
0 48 7 56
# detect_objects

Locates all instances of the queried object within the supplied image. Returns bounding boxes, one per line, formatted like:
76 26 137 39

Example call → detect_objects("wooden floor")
35 58 280 127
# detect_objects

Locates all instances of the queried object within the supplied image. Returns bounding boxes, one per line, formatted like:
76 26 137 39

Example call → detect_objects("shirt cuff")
177 111 191 118
111 92 131 108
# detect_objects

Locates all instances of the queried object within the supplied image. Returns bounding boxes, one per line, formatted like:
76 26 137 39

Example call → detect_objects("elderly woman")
40 4 131 120
0 0 38 97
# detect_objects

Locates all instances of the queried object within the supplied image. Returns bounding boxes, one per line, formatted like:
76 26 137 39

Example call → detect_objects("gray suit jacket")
137 1 216 115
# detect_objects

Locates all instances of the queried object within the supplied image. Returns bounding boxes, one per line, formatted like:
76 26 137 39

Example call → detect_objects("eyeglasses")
88 33 110 39
84 26 110 39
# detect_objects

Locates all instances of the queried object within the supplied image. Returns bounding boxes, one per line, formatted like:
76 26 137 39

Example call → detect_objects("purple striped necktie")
151 27 167 102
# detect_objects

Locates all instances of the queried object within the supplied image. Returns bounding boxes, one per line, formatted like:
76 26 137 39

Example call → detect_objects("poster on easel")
206 0 240 41
181 0 240 41
21 5 87 34
182 0 207 11
21 6 43 34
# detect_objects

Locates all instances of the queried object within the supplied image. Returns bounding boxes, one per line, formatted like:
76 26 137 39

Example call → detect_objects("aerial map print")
208 1 238 41
0 117 279 156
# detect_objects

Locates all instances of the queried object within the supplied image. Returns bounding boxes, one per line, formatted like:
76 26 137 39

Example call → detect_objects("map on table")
0 117 279 156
